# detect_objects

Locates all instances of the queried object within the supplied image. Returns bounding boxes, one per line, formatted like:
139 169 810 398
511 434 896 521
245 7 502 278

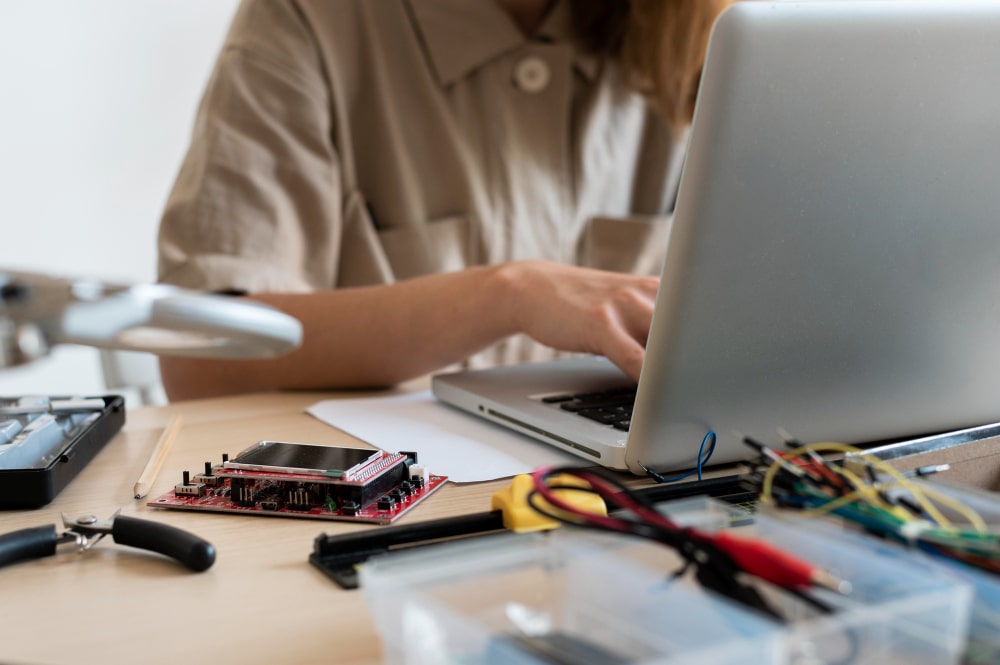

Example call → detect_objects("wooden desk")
0 389 507 665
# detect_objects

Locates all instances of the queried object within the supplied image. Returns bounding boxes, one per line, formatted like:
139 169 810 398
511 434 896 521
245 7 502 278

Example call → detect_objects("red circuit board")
148 473 448 525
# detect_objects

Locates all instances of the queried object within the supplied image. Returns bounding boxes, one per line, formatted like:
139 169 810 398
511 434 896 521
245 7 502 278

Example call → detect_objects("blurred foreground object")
0 269 302 369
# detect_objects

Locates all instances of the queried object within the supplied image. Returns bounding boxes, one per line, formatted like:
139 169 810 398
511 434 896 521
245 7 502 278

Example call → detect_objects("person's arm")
159 260 658 401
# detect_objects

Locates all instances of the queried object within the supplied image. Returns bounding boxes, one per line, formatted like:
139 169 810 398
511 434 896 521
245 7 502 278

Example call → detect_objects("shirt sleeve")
157 0 342 294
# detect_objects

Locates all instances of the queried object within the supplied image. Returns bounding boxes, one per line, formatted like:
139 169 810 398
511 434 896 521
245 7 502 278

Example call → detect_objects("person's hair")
571 0 735 131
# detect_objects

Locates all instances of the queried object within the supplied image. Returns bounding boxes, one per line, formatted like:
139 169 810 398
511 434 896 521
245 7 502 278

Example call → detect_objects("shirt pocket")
338 190 471 286
376 215 471 281
579 215 672 276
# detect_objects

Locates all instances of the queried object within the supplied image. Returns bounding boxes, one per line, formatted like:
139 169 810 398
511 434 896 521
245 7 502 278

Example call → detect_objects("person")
157 0 732 401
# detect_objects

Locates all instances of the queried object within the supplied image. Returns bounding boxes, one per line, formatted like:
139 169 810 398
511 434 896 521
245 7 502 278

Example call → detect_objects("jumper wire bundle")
748 435 1000 576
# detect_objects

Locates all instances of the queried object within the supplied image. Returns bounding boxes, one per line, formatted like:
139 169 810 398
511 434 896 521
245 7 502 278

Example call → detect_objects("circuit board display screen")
226 440 378 476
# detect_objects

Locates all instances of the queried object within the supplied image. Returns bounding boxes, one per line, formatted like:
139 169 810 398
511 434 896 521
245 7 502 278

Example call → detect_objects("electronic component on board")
148 441 447 525
174 471 206 497
192 461 222 487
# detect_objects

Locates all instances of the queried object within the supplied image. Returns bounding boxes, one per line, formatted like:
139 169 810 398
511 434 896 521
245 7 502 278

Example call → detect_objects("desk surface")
0 388 509 665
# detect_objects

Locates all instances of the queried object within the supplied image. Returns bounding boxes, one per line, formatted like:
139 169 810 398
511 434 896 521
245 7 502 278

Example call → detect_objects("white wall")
0 0 239 398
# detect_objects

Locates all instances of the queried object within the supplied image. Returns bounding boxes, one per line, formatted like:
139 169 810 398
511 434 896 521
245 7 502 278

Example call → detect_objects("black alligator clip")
0 510 215 572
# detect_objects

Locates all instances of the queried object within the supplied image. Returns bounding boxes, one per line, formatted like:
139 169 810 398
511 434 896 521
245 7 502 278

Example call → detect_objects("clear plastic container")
658 497 973 665
361 529 782 665
790 476 1000 665
848 432 1000 662
361 496 971 665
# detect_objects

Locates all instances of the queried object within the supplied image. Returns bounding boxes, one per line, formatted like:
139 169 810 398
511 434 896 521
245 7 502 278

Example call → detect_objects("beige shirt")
158 0 685 364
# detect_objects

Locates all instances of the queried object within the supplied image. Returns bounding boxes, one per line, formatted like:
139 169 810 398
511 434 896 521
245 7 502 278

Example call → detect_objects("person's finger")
610 285 657 347
601 329 646 382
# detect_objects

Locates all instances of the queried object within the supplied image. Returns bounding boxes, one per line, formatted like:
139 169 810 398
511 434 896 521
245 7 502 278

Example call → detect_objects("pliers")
0 510 215 572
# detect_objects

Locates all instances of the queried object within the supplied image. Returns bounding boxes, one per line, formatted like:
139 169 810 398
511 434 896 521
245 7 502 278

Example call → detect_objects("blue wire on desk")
640 431 717 483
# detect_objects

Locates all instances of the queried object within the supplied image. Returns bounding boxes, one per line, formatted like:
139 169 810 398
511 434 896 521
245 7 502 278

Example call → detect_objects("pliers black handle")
0 513 215 572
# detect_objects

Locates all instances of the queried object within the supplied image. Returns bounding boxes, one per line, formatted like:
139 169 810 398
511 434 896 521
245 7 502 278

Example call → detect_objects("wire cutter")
0 510 215 572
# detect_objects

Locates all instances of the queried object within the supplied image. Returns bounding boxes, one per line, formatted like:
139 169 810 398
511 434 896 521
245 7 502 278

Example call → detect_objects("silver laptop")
433 0 1000 474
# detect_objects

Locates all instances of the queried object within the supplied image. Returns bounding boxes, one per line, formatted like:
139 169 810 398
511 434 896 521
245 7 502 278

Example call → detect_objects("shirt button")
513 56 550 93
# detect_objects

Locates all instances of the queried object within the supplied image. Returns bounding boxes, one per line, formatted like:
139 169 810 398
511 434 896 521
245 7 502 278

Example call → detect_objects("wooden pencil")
133 414 184 499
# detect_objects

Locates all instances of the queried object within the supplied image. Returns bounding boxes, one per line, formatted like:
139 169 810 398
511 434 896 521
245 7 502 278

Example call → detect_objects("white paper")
306 391 581 483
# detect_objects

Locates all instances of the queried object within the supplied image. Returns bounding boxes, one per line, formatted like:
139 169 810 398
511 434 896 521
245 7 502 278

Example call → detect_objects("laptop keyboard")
541 387 637 431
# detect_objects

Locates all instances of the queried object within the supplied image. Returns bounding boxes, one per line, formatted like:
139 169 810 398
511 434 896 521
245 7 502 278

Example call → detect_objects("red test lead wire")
709 531 849 594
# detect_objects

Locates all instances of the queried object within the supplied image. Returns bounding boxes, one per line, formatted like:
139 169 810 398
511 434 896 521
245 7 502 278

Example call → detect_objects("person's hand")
497 260 659 381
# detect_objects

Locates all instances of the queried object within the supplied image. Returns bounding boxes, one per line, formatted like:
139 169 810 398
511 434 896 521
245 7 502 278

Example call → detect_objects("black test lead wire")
528 466 848 618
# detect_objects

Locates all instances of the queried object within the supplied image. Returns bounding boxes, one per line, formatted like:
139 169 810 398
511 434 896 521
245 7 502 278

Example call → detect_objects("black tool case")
0 395 126 509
